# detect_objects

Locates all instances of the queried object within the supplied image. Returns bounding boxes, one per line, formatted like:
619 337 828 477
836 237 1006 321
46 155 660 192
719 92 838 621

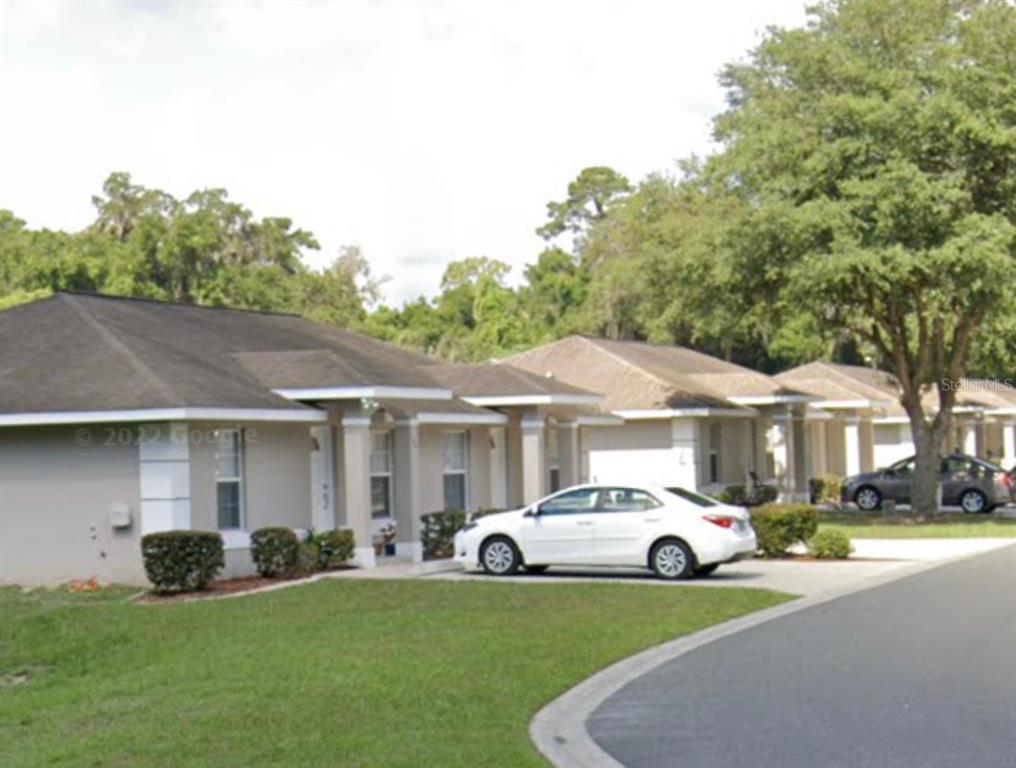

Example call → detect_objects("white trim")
273 386 452 402
810 398 891 410
442 430 470 510
462 393 602 407
612 407 755 420
0 407 326 427
984 407 1016 416
215 428 246 531
341 416 372 427
521 415 547 429
576 414 625 426
727 394 818 405
415 411 508 425
872 416 910 425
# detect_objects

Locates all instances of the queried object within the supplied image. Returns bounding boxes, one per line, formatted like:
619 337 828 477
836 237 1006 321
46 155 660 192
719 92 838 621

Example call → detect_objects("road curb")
528 541 1015 768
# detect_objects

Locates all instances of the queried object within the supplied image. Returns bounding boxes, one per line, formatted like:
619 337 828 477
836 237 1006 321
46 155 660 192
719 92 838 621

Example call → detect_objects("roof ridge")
817 361 900 403
60 293 184 406
578 336 676 390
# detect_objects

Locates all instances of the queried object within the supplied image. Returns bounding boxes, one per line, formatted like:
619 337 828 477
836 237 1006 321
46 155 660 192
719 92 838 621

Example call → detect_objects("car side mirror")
524 506 540 517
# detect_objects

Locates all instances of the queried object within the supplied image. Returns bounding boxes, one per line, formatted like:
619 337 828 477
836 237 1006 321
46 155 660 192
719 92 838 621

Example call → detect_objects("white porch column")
792 413 810 501
961 422 978 457
488 426 508 509
813 420 829 476
558 421 581 488
844 416 861 478
670 418 701 490
139 422 191 533
392 420 423 562
342 410 375 568
520 413 547 505
768 413 795 499
1003 423 1016 469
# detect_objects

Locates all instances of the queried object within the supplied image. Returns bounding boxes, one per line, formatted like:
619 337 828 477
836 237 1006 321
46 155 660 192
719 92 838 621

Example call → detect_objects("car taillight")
1005 474 1013 491
703 515 737 529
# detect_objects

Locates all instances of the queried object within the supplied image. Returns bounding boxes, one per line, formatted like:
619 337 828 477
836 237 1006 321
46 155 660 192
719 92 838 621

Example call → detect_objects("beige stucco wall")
189 423 313 534
0 425 144 586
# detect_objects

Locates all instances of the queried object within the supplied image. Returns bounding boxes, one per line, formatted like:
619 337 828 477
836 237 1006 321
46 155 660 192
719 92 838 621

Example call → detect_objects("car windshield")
665 487 719 507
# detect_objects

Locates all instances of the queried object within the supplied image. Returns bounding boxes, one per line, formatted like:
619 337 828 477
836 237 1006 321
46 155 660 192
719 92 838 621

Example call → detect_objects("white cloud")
0 0 808 303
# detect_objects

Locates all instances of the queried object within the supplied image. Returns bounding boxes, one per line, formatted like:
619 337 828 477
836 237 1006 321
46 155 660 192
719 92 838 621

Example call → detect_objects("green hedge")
809 529 853 559
141 531 224 593
809 474 844 505
299 529 357 571
718 484 779 507
750 504 819 558
250 527 300 577
421 510 466 560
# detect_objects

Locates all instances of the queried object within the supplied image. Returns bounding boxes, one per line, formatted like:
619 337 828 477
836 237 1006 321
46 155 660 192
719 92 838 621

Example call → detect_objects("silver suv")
841 453 1013 514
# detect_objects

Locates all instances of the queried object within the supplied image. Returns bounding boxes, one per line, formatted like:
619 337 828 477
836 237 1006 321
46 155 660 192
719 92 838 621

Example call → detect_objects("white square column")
767 413 796 500
844 416 861 478
961 422 978 457
341 410 376 568
558 421 581 488
392 420 423 563
488 426 508 509
1003 423 1016 468
520 413 547 505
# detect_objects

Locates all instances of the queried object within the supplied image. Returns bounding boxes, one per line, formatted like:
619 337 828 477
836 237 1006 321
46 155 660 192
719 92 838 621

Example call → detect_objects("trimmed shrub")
250 527 300 577
300 529 356 571
809 529 853 559
750 504 820 558
809 474 844 505
718 484 780 507
141 531 224 593
421 509 467 560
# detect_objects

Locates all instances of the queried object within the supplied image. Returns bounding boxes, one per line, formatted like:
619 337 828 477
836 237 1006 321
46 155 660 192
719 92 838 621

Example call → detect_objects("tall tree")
711 0 1016 513
536 166 632 245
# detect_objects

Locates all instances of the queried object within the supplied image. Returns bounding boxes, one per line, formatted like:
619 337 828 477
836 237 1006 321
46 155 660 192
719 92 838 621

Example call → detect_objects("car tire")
959 489 988 514
650 538 695 580
694 563 720 578
524 564 549 574
480 536 522 576
854 486 882 511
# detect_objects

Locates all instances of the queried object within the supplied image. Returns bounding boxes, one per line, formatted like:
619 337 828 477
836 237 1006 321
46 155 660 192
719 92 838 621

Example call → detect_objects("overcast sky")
0 0 808 304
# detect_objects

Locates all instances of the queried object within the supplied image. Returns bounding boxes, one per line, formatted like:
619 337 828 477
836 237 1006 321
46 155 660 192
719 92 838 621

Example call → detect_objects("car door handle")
576 520 594 526
644 517 660 523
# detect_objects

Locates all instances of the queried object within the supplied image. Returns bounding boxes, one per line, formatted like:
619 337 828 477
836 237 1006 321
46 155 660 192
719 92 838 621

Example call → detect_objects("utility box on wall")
109 503 132 529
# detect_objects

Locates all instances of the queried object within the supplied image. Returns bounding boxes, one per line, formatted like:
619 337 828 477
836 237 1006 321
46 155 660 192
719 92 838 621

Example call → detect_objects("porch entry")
310 425 335 531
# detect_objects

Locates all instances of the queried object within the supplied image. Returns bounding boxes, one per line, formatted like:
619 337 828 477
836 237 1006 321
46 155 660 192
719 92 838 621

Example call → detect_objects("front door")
522 487 599 564
310 426 334 531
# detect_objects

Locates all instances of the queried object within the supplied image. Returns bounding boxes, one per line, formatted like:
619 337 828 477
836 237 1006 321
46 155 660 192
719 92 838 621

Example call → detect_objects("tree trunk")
909 415 944 517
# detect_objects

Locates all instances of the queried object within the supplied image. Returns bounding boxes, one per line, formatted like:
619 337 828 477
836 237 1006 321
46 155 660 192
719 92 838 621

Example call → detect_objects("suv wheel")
650 538 695 580
854 486 882 511
959 489 988 514
480 536 521 576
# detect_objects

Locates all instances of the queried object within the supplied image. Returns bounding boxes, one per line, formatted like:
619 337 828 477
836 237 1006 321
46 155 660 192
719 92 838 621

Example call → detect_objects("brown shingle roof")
504 336 802 412
424 362 598 399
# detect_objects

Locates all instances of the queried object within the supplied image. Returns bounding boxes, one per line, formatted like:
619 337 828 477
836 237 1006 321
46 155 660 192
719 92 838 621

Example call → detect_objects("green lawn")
819 512 1016 539
0 579 790 768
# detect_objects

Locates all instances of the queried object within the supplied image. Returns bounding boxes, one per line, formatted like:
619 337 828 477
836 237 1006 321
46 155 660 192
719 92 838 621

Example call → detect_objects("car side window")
945 457 975 476
891 459 915 476
597 488 661 513
538 488 601 515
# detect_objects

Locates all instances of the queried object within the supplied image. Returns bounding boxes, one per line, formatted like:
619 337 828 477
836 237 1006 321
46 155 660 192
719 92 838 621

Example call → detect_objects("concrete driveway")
426 539 1011 597
586 543 1016 768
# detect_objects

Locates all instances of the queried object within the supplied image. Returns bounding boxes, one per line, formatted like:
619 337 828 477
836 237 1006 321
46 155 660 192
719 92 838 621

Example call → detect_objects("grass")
0 579 790 768
818 511 1016 539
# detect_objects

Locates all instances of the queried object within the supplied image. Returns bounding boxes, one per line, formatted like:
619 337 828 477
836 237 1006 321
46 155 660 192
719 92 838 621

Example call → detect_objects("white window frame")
370 430 394 519
547 426 561 492
442 430 469 510
215 428 245 531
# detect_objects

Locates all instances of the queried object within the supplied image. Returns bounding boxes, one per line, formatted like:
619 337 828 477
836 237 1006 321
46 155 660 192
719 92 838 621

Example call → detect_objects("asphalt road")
588 544 1016 768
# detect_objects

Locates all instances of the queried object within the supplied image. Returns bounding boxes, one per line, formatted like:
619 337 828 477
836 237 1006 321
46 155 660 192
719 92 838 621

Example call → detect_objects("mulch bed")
136 566 356 604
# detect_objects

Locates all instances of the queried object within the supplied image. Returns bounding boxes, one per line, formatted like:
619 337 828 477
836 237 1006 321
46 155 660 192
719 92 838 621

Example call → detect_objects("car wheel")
524 564 549 574
854 486 882 511
650 538 695 580
480 536 521 576
694 563 720 578
959 490 988 514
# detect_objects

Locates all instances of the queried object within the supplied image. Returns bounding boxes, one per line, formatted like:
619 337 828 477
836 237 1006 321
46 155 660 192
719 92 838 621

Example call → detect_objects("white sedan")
453 484 756 580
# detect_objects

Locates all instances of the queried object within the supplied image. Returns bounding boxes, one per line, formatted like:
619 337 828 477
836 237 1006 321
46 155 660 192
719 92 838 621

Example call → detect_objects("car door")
592 487 662 565
882 458 915 502
941 456 976 504
521 487 600 564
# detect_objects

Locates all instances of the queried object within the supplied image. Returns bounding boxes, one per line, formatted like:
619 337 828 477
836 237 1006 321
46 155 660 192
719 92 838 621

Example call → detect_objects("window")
666 486 720 508
215 429 244 529
547 427 561 492
708 422 721 483
889 458 915 477
538 487 600 515
370 431 393 518
598 488 661 512
443 432 468 510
